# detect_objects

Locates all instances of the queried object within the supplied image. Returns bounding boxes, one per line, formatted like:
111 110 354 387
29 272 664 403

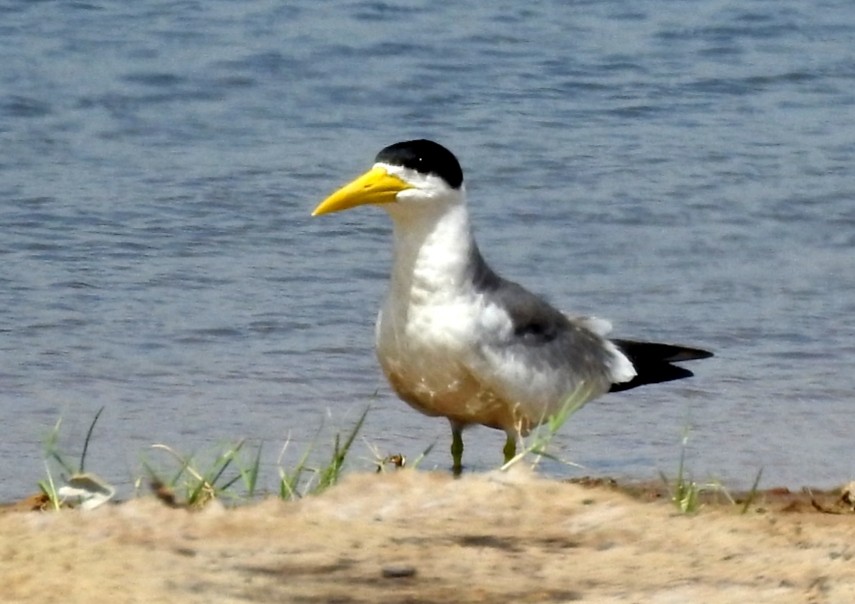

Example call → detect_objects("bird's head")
312 139 464 217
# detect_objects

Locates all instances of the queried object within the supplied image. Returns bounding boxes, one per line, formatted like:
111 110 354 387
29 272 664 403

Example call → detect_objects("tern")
312 139 712 474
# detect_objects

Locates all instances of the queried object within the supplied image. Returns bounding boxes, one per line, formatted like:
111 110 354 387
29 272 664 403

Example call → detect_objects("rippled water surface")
2 0 854 500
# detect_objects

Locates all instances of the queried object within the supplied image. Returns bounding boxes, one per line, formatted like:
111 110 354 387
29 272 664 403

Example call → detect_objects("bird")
312 139 712 475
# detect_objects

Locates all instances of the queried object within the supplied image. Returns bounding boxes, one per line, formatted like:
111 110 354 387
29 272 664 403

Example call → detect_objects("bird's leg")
450 422 464 477
503 432 517 464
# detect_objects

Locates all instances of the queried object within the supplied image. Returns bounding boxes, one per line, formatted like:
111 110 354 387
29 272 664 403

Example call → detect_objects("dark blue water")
2 0 854 500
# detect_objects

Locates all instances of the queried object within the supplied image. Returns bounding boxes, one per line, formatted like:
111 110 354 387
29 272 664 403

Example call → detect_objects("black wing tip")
609 340 714 393
613 340 714 362
669 347 714 362
609 365 696 393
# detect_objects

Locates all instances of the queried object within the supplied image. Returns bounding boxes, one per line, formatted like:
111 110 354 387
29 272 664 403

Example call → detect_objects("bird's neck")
386 201 477 302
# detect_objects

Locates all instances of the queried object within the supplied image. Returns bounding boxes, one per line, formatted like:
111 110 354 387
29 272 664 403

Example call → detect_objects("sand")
2 468 854 603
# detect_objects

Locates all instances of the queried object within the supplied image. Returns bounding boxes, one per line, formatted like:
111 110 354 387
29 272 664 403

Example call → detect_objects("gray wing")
467 246 621 389
486 278 619 377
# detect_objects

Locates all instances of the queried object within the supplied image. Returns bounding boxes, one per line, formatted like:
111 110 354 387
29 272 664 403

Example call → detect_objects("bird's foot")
503 434 516 464
451 425 464 477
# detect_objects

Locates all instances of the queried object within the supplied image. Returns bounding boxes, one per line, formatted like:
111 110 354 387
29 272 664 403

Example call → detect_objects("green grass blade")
740 467 764 514
409 441 436 469
240 442 263 498
315 407 369 493
43 418 75 476
79 406 105 473
38 461 62 511
205 440 245 489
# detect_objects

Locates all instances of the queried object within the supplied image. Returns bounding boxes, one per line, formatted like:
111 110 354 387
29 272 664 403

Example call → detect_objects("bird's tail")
609 340 713 393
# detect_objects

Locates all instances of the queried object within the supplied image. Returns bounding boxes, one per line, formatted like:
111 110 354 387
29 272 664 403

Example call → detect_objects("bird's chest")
375 278 485 407
375 283 531 431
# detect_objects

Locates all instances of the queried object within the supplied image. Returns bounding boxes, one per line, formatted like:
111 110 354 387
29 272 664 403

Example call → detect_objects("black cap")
375 140 463 190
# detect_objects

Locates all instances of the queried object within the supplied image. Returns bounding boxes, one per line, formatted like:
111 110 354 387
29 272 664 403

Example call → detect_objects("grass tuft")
314 406 368 493
660 429 702 513
278 406 370 500
277 433 316 500
37 407 113 510
145 440 254 508
140 407 372 507
658 428 763 515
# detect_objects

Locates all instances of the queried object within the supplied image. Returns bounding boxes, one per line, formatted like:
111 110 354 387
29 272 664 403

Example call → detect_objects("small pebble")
381 564 417 578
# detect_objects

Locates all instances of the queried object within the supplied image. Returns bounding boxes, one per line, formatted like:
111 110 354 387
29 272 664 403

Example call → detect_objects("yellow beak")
312 166 413 217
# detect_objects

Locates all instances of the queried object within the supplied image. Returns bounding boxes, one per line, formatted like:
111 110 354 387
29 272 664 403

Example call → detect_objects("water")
2 0 854 500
